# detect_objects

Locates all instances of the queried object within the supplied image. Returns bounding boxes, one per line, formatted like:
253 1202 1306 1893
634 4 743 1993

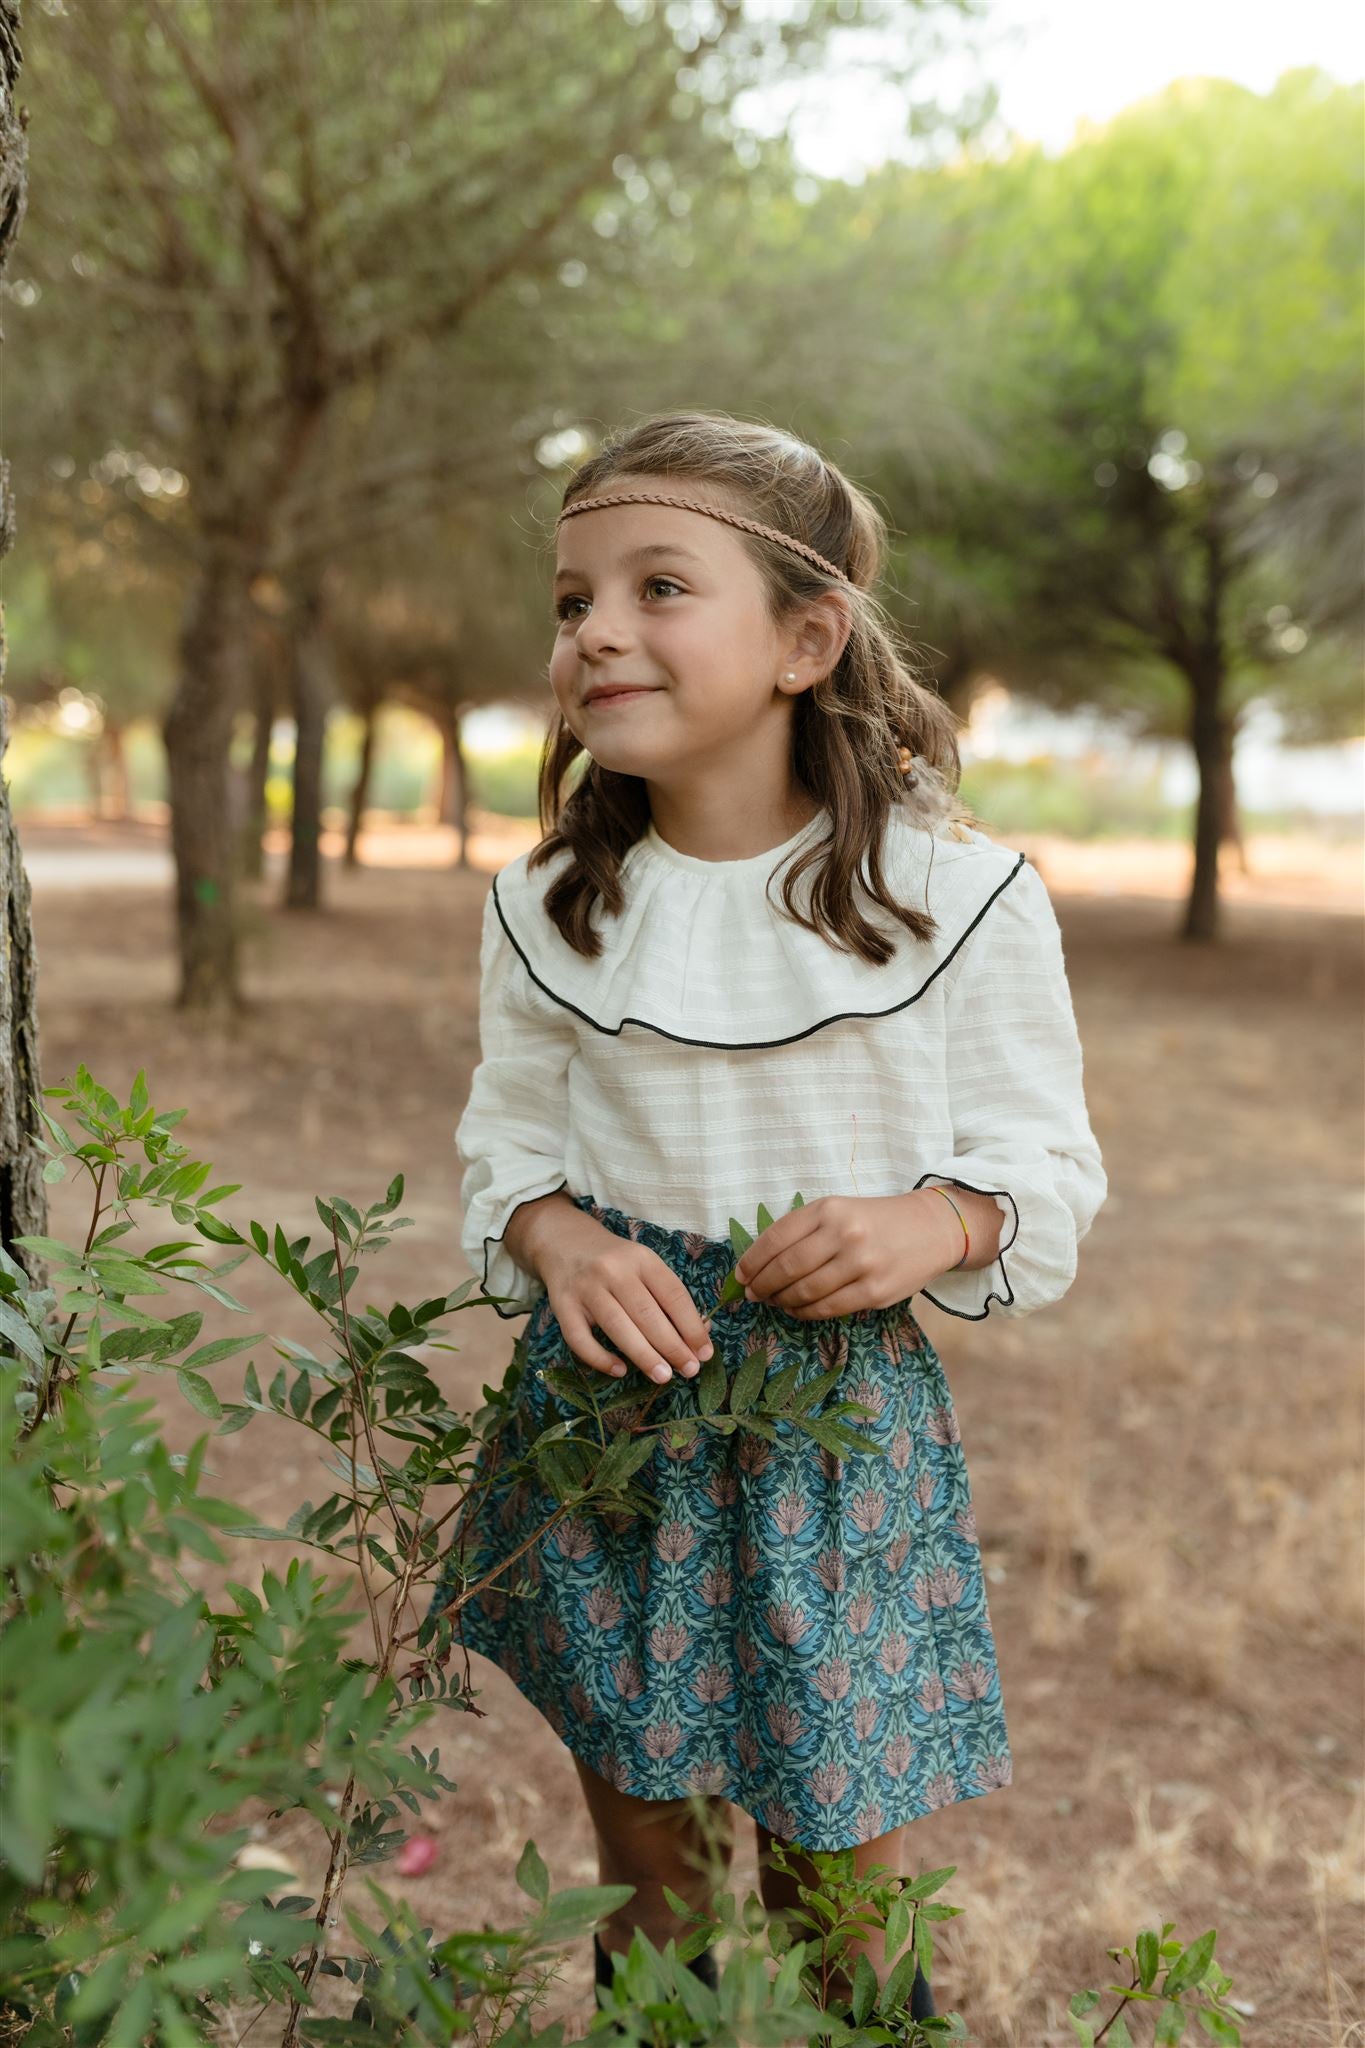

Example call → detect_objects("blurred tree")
897 71 1363 939
15 0 979 1011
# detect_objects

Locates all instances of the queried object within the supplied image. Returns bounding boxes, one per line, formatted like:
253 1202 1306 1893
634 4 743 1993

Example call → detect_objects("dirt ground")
20 809 1365 2047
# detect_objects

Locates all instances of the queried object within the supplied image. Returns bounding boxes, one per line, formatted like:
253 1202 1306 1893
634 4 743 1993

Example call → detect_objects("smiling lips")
585 686 660 706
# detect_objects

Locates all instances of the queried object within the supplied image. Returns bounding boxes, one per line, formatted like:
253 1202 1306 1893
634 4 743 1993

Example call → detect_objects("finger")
590 1292 689 1386
738 1211 823 1292
555 1301 631 1377
768 1252 852 1314
651 1269 715 1363
621 1281 705 1380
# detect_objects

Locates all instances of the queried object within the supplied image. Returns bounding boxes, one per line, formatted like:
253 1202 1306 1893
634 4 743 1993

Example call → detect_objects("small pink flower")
692 1662 733 1704
814 1546 846 1592
814 1657 852 1702
881 1733 914 1778
642 1719 684 1760
654 1518 698 1563
764 1600 811 1647
878 1631 911 1677
699 1566 735 1607
648 1621 691 1663
975 1752 1013 1791
922 1770 960 1811
852 1695 880 1741
809 1761 850 1806
394 1834 439 1877
948 1658 993 1702
925 1403 961 1447
766 1701 805 1747
846 1590 877 1635
773 1490 811 1538
849 1488 887 1535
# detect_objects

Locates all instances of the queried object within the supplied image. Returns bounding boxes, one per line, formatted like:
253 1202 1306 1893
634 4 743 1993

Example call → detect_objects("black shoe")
909 1957 936 2020
592 1931 718 1993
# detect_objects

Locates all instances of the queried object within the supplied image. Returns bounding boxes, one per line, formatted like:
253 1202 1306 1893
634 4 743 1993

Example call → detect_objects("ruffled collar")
490 801 1026 1049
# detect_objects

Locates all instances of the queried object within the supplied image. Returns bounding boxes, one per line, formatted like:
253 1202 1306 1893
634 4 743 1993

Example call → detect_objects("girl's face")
548 477 808 782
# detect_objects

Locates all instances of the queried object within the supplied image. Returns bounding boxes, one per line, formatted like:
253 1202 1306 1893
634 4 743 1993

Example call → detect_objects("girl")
428 410 1107 2022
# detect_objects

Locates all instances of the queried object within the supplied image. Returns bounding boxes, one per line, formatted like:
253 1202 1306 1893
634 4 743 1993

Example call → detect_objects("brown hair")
527 409 978 964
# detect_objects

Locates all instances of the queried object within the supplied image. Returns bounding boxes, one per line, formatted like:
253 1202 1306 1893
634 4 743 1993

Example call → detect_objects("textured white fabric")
455 805 1107 1324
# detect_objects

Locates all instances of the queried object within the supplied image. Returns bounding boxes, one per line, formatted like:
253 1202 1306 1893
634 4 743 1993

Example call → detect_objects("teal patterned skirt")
428 1195 1013 1852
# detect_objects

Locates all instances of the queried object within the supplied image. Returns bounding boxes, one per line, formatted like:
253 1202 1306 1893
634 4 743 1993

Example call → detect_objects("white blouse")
455 803 1107 1325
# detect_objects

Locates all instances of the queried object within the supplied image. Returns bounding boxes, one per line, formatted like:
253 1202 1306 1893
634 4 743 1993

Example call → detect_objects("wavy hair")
527 409 978 964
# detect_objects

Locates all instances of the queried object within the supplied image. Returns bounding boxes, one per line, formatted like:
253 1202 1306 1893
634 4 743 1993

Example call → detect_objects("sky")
739 0 1362 174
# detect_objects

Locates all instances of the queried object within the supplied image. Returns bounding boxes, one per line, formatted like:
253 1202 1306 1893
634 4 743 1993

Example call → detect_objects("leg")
572 1752 737 1961
756 1818 925 2005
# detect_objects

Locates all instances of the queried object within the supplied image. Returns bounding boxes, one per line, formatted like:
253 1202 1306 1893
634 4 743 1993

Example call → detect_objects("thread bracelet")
926 1184 971 1270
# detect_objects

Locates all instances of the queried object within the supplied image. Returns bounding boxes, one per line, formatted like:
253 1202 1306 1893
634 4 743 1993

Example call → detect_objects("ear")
783 590 853 684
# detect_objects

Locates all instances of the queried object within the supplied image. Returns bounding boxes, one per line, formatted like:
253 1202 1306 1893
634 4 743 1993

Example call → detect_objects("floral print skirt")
428 1194 1012 1852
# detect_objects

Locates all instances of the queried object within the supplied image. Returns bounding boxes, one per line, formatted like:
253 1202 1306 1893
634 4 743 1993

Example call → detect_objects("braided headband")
555 489 855 588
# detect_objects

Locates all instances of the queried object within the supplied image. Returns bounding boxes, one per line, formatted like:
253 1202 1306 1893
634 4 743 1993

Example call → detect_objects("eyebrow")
553 542 706 588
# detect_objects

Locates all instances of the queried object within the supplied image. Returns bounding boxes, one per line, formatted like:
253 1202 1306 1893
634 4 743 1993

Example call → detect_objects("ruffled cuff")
913 1173 1021 1321
462 1168 569 1320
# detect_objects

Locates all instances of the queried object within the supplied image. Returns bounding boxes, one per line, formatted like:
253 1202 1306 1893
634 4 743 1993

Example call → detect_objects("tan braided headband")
554 489 855 588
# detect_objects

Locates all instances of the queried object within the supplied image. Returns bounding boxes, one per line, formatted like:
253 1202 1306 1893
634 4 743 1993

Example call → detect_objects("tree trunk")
1215 738 1249 876
0 695 47 1284
444 709 472 870
163 552 252 1012
344 695 380 869
1183 667 1229 943
239 660 275 884
102 722 131 821
0 0 45 1280
284 573 333 911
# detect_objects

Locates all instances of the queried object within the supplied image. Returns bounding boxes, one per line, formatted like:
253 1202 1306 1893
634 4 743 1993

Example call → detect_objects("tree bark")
0 0 46 1279
163 552 253 1012
101 722 131 821
283 572 333 911
344 694 379 869
437 707 472 870
239 656 275 884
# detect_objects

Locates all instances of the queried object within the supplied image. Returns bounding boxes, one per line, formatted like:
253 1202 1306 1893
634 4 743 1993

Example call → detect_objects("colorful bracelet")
926 1184 971 1270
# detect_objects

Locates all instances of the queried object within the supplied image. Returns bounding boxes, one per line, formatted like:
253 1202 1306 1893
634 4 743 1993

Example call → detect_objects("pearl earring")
783 671 797 684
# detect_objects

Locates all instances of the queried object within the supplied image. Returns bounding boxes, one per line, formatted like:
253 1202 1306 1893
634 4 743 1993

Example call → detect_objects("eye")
554 575 684 622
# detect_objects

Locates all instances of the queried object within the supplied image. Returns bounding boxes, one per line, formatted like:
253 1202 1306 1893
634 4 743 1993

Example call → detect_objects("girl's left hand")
731 1193 962 1320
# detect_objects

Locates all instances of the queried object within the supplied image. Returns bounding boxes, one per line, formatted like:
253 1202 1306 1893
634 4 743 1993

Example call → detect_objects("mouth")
584 686 662 707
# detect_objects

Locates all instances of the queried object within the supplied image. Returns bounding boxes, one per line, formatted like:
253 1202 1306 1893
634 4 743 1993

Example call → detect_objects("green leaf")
177 1370 223 1419
183 1334 261 1370
515 1839 550 1906
728 1348 768 1414
0 1301 43 1367
696 1355 726 1415
1163 1929 1217 1998
595 1431 657 1492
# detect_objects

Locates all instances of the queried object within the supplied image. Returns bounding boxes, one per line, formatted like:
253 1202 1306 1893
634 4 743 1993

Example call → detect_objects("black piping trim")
914 1174 1020 1321
478 1178 570 1320
489 851 1029 1051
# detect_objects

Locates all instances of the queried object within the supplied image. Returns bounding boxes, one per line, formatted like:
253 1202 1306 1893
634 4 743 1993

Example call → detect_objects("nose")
574 597 635 658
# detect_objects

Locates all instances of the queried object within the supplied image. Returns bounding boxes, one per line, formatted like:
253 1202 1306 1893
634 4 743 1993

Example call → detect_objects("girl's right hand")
538 1218 716 1386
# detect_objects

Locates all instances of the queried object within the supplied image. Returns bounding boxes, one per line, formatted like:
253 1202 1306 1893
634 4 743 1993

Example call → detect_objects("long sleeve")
455 883 579 1319
913 857 1107 1320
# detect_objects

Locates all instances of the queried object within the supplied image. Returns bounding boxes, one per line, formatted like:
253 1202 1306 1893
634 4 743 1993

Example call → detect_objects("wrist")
910 1185 971 1276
